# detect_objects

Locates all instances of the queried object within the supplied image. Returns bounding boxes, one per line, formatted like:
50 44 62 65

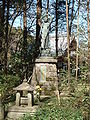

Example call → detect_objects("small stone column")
0 94 4 120
88 72 90 82
16 92 20 106
28 93 32 107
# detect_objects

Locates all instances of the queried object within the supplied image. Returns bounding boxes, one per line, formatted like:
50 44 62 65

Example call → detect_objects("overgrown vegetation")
0 72 20 102
19 94 90 120
0 0 90 120
18 67 90 120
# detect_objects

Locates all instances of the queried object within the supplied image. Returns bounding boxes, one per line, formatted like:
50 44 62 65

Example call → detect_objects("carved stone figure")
40 14 53 50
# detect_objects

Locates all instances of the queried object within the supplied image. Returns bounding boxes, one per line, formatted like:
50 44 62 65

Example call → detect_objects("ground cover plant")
19 93 90 120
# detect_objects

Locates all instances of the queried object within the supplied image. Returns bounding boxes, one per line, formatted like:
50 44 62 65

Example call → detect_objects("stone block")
20 97 28 105
28 93 32 107
16 92 20 106
6 106 38 120
31 57 58 96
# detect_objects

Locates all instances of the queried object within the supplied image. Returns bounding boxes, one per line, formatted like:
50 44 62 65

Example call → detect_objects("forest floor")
18 83 90 120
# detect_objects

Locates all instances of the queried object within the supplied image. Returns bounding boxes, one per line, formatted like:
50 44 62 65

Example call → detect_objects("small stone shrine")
6 78 38 120
13 78 34 107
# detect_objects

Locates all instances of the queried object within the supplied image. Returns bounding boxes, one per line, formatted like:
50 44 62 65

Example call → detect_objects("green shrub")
19 97 83 120
0 73 20 101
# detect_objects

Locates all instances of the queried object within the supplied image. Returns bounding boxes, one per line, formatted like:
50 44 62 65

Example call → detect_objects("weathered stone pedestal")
6 106 38 120
32 57 58 96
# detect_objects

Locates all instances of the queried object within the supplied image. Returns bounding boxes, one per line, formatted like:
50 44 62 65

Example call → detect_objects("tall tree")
87 0 90 82
55 1 60 103
47 0 49 17
0 0 5 64
76 0 80 80
36 0 42 56
69 0 74 36
22 0 27 77
56 0 58 57
66 0 70 85
4 0 9 74
23 0 27 59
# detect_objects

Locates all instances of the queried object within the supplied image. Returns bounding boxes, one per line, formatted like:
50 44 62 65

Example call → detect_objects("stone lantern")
13 78 34 107
6 79 38 120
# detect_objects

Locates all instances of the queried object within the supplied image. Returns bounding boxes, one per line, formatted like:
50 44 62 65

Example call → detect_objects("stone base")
6 105 38 120
31 57 58 96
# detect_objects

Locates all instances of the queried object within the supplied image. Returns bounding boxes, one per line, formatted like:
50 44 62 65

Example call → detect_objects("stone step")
6 105 38 120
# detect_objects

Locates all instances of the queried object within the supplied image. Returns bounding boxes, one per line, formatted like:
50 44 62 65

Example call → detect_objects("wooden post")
76 0 80 80
66 0 70 85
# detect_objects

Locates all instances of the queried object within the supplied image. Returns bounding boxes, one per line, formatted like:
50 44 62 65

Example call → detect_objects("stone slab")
6 105 38 120
35 57 57 63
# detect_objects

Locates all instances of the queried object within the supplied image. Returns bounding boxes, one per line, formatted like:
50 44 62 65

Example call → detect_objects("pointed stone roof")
13 78 34 91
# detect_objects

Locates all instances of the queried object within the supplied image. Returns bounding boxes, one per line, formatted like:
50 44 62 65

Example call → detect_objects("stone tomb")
6 79 38 120
32 57 58 96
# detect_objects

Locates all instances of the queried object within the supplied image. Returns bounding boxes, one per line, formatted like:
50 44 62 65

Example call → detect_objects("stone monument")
32 14 59 96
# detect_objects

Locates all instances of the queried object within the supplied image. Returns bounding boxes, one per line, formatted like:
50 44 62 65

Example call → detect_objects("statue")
40 14 53 51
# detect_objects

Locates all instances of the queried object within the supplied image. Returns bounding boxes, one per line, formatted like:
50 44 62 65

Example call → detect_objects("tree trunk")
69 0 74 36
56 0 58 57
0 0 5 64
87 0 90 82
23 0 27 59
76 0 80 80
47 0 49 17
4 0 9 74
23 0 27 77
36 0 42 57
2 0 5 28
66 0 70 85
0 0 5 36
